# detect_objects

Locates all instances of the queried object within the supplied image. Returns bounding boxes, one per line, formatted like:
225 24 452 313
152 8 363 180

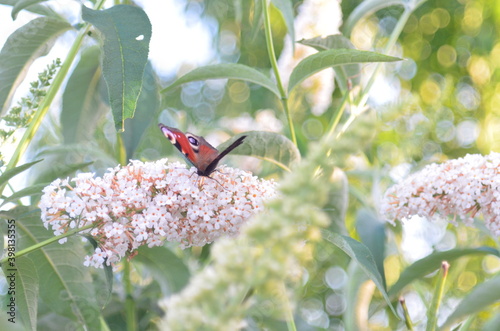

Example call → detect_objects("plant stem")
399 296 414 330
124 260 137 331
337 1 419 139
0 0 106 197
0 223 94 265
261 0 297 146
426 261 450 331
357 3 415 108
326 90 350 138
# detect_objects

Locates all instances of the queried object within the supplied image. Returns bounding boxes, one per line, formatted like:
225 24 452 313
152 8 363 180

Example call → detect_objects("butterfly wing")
158 124 219 174
202 135 247 176
159 124 197 166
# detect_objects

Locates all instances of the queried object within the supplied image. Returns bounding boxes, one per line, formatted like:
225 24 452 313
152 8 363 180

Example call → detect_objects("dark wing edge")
204 135 247 175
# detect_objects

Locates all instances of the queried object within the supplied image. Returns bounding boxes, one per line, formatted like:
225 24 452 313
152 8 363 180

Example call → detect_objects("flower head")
381 153 500 236
39 159 277 268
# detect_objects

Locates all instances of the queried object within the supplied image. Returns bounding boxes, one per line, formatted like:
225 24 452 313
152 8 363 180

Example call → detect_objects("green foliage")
288 48 401 92
323 230 395 314
0 59 61 163
60 46 106 144
162 63 281 97
82 5 152 131
298 35 362 91
0 17 70 116
0 0 59 18
11 256 38 331
388 247 500 298
11 0 50 19
1 207 101 330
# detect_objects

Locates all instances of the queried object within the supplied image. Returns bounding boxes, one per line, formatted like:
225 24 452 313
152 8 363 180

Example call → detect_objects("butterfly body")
158 124 246 177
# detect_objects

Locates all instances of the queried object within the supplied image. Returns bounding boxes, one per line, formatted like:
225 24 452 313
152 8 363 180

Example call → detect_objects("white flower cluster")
381 153 500 236
39 159 277 268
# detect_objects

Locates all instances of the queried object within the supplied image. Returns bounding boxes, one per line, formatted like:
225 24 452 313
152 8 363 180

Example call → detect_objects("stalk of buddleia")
159 134 338 330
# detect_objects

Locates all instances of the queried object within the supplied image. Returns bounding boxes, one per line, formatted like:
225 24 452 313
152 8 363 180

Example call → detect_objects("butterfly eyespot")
188 136 199 146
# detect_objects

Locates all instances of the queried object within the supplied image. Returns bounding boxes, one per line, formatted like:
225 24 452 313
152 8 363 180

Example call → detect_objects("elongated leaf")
298 35 361 91
271 0 295 45
122 62 160 159
442 275 500 329
82 5 152 131
7 257 39 331
1 207 101 329
161 63 281 97
217 131 300 172
288 49 402 93
1 183 46 206
0 0 59 18
135 246 190 294
356 209 386 288
11 0 48 19
61 46 107 144
299 35 356 51
323 230 396 315
388 247 500 297
0 17 72 116
0 159 43 187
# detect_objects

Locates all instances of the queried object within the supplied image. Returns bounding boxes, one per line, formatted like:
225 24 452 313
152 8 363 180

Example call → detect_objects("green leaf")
122 62 160 159
0 159 43 188
298 35 361 91
37 161 94 183
442 274 500 329
7 257 39 331
135 246 190 294
81 234 113 305
161 63 281 97
388 247 500 297
483 312 500 331
271 0 295 46
1 207 101 329
343 0 403 37
356 209 387 288
11 0 48 19
0 17 72 116
36 144 117 167
323 231 396 315
288 48 402 93
0 0 59 18
217 131 300 172
61 46 107 144
82 5 152 132
1 183 47 206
